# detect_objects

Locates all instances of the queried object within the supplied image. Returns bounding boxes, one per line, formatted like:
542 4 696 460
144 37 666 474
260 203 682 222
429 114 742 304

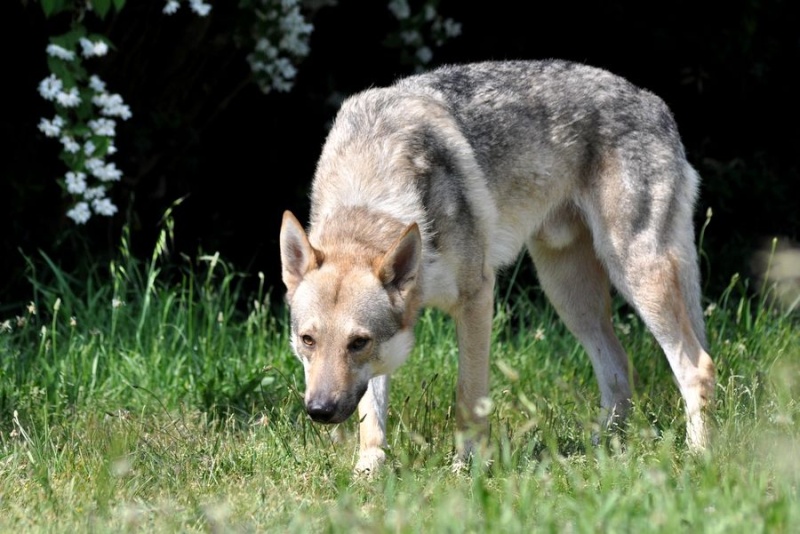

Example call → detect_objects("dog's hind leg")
610 247 714 450
584 162 715 451
529 209 636 438
355 374 390 476
611 236 714 451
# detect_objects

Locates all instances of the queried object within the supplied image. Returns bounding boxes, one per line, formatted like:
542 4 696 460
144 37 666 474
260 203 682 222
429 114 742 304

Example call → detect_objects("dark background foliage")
2 0 798 313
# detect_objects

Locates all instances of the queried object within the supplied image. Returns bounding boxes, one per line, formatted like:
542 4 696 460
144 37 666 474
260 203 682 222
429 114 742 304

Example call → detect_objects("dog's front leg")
355 374 389 476
453 273 495 470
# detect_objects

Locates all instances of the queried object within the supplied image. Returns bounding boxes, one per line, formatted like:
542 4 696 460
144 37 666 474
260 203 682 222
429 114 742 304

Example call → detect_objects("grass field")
1 229 798 532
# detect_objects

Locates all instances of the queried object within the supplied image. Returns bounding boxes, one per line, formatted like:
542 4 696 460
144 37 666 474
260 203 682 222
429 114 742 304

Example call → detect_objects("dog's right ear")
280 211 321 299
377 222 422 297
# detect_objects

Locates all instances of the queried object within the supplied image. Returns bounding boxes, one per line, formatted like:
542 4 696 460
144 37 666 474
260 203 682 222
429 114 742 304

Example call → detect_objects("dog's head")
279 211 421 424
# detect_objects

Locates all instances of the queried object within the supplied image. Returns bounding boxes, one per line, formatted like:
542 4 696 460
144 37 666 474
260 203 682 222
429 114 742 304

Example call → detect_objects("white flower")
388 0 410 19
617 321 631 336
38 116 63 137
114 104 132 120
84 186 107 200
423 4 436 21
279 22 311 54
38 75 63 100
56 87 81 108
278 8 313 54
84 140 96 156
93 92 121 108
274 57 297 79
248 59 266 72
279 34 310 57
534 327 546 341
272 77 294 93
93 93 132 120
79 38 109 58
65 171 87 195
400 30 421 45
89 75 107 93
443 18 462 38
60 136 81 153
88 118 116 136
107 142 117 155
85 158 104 174
473 396 494 418
46 44 75 61
163 0 180 15
67 202 91 224
416 46 433 64
92 197 118 216
86 162 122 182
101 162 122 182
189 0 211 16
255 39 278 59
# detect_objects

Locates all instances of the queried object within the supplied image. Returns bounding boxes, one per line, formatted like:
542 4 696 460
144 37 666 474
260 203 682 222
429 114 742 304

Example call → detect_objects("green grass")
1 229 798 532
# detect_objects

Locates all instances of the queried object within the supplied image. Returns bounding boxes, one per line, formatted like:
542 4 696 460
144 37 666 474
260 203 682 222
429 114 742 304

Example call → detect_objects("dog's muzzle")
306 398 340 424
305 383 368 424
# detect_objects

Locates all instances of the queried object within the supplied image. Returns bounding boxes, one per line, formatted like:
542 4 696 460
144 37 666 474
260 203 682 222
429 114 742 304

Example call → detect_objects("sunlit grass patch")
1 227 798 532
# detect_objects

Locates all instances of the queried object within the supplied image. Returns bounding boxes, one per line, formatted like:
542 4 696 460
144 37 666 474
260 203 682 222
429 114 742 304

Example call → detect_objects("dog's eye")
301 335 315 347
348 337 370 352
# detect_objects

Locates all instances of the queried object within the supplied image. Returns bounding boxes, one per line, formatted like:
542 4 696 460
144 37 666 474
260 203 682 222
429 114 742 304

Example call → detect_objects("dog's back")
310 60 698 290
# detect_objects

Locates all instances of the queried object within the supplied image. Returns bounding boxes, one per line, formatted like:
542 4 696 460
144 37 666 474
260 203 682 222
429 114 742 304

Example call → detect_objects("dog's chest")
420 253 461 311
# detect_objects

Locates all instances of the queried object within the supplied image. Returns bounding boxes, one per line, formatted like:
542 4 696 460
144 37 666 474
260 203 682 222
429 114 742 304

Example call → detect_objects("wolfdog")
279 59 715 474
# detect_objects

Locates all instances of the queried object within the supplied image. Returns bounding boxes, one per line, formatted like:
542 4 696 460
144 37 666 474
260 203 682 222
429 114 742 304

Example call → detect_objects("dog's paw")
686 414 711 454
450 447 493 475
354 447 386 478
451 455 470 474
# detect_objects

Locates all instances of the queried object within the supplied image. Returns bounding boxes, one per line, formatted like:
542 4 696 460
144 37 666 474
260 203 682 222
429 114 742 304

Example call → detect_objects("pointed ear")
279 211 321 298
377 223 422 295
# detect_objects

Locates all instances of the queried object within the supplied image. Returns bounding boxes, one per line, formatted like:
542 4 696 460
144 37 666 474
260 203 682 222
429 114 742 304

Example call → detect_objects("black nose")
306 399 337 423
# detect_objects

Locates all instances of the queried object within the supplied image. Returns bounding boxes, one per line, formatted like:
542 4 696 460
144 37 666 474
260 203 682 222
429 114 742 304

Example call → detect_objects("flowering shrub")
35 0 226 225
37 0 132 224
243 0 314 94
34 0 459 224
38 28 130 224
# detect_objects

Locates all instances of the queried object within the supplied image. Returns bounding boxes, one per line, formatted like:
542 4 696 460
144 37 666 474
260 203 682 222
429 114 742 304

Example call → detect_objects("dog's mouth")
308 409 353 425
306 403 356 424
305 384 368 424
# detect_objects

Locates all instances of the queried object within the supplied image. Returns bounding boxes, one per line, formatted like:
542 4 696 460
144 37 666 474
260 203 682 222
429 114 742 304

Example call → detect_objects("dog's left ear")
377 223 422 295
280 211 322 300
